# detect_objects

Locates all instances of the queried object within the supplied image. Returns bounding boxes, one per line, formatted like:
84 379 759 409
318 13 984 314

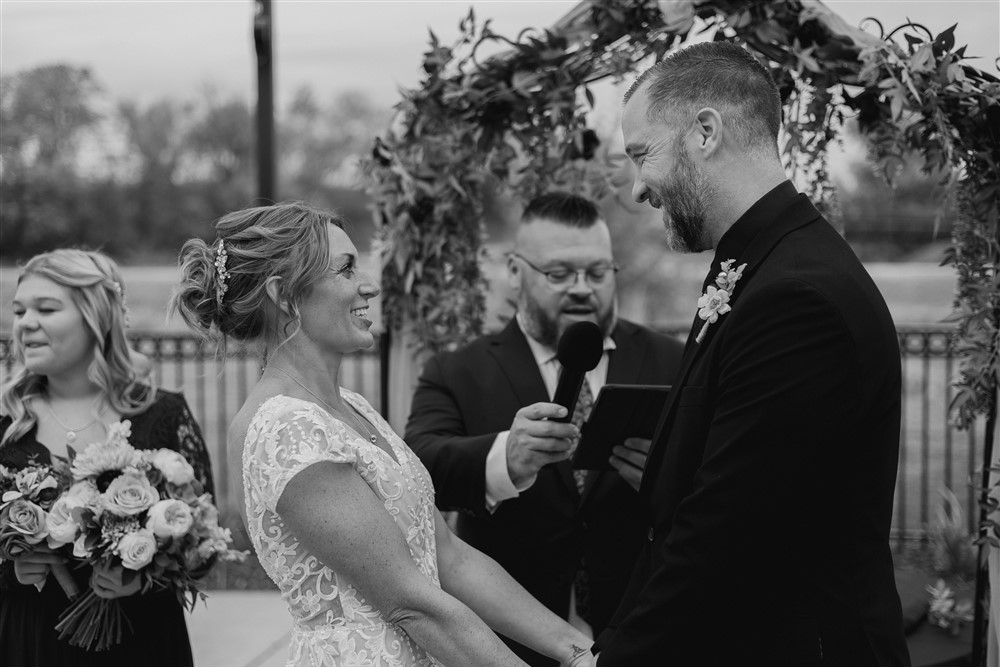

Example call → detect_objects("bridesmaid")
0 248 214 667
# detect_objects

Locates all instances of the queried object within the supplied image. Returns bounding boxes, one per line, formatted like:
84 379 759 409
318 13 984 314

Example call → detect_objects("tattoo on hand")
572 644 588 658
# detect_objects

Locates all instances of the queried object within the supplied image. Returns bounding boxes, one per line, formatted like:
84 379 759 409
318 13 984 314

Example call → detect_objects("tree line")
0 64 389 263
0 64 952 266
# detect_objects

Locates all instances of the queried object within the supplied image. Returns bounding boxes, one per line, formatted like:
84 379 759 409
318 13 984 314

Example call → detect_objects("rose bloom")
2 498 49 542
46 496 81 546
101 472 159 517
146 499 194 538
0 499 49 559
116 529 157 570
0 530 32 559
149 449 195 486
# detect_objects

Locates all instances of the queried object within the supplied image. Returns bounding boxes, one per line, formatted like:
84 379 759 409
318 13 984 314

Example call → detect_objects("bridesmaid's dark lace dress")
0 388 215 667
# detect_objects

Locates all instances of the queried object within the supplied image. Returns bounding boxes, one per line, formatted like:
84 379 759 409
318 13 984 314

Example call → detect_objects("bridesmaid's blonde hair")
1 249 155 446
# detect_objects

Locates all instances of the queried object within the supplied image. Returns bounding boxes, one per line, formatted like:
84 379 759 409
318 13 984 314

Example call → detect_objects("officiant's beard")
653 143 715 254
522 297 616 349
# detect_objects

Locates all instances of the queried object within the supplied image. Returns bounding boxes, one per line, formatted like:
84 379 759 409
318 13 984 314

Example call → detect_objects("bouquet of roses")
0 458 80 599
51 420 246 651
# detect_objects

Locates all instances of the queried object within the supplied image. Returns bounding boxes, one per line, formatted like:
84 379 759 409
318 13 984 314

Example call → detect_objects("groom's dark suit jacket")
405 318 683 665
595 182 909 666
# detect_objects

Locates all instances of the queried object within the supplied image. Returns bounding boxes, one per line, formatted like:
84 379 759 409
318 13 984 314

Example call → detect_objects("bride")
173 201 595 666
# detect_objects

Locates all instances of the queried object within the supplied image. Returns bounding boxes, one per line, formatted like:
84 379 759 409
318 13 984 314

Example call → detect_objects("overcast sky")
2 0 997 114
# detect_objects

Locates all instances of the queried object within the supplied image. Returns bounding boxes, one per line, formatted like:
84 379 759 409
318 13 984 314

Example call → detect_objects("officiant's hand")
91 559 142 599
610 437 651 492
507 402 578 488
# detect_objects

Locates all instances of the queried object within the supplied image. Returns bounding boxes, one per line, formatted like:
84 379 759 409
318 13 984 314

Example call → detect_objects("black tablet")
571 384 670 470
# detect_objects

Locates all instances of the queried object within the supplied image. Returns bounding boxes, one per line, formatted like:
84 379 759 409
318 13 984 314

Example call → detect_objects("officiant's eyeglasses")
510 253 619 290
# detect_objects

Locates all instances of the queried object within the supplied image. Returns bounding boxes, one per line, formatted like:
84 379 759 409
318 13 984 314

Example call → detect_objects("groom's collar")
707 181 801 287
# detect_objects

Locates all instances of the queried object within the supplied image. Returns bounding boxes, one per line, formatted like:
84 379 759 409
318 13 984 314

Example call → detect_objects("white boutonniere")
695 259 747 343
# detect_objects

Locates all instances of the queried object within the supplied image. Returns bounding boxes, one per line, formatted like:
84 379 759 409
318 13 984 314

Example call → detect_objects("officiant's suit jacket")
405 318 683 664
595 182 910 666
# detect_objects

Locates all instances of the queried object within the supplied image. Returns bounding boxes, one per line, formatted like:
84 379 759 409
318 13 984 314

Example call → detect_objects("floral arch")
366 0 997 658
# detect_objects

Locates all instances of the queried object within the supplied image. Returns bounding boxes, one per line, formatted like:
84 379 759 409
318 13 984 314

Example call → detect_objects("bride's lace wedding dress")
243 390 444 666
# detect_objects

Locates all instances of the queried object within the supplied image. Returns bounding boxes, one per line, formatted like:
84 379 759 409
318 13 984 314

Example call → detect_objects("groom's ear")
692 107 723 158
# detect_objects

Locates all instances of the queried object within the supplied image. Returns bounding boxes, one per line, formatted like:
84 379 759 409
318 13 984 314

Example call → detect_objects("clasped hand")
13 543 66 588
16 548 139 599
91 559 142 599
506 402 578 488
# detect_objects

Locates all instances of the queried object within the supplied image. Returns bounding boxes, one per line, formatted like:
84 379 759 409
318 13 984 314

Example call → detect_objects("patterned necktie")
570 375 595 624
570 377 594 495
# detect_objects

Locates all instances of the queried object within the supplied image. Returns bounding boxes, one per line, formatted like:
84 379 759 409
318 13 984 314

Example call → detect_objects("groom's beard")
654 143 714 254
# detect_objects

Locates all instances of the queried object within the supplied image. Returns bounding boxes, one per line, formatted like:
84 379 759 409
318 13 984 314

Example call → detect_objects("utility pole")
253 0 275 203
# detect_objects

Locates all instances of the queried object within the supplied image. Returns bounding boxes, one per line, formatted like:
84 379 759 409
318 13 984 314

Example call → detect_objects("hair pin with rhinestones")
214 239 231 305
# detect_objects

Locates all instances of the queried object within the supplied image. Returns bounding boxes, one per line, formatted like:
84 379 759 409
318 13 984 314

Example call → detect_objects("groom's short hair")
625 41 781 157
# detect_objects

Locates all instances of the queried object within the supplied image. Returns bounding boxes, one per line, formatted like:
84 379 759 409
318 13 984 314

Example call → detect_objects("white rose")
46 496 80 546
145 499 193 538
150 450 195 486
101 472 159 517
115 529 157 570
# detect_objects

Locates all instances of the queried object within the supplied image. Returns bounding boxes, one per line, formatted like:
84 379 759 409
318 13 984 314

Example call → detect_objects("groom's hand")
610 437 651 492
507 402 578 488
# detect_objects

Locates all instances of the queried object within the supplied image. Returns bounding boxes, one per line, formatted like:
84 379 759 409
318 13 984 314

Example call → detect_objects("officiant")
405 191 684 666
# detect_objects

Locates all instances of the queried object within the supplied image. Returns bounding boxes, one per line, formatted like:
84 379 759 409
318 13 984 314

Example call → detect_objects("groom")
594 42 910 666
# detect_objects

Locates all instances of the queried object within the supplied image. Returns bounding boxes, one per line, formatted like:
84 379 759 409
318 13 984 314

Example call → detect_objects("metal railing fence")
0 326 981 544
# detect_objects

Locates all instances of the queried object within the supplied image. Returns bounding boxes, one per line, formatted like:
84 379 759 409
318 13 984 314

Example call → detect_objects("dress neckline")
262 393 404 469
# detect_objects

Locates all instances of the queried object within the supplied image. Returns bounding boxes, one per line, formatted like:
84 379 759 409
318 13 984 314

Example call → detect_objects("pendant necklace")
46 400 109 446
267 366 378 444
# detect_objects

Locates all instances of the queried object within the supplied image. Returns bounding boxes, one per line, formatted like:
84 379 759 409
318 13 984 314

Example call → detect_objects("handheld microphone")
551 321 604 422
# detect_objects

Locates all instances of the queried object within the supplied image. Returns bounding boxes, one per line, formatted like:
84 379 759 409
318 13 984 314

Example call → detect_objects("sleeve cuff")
485 431 535 511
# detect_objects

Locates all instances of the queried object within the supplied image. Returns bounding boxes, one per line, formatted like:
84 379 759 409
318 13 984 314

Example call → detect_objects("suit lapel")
639 195 823 500
605 322 643 386
487 320 550 407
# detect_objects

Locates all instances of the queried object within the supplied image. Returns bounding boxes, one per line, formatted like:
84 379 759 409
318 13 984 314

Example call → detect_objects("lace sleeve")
171 395 215 498
246 404 357 515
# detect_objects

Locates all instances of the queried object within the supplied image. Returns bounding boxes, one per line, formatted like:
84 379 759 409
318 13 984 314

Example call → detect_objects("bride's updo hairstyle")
172 201 346 354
